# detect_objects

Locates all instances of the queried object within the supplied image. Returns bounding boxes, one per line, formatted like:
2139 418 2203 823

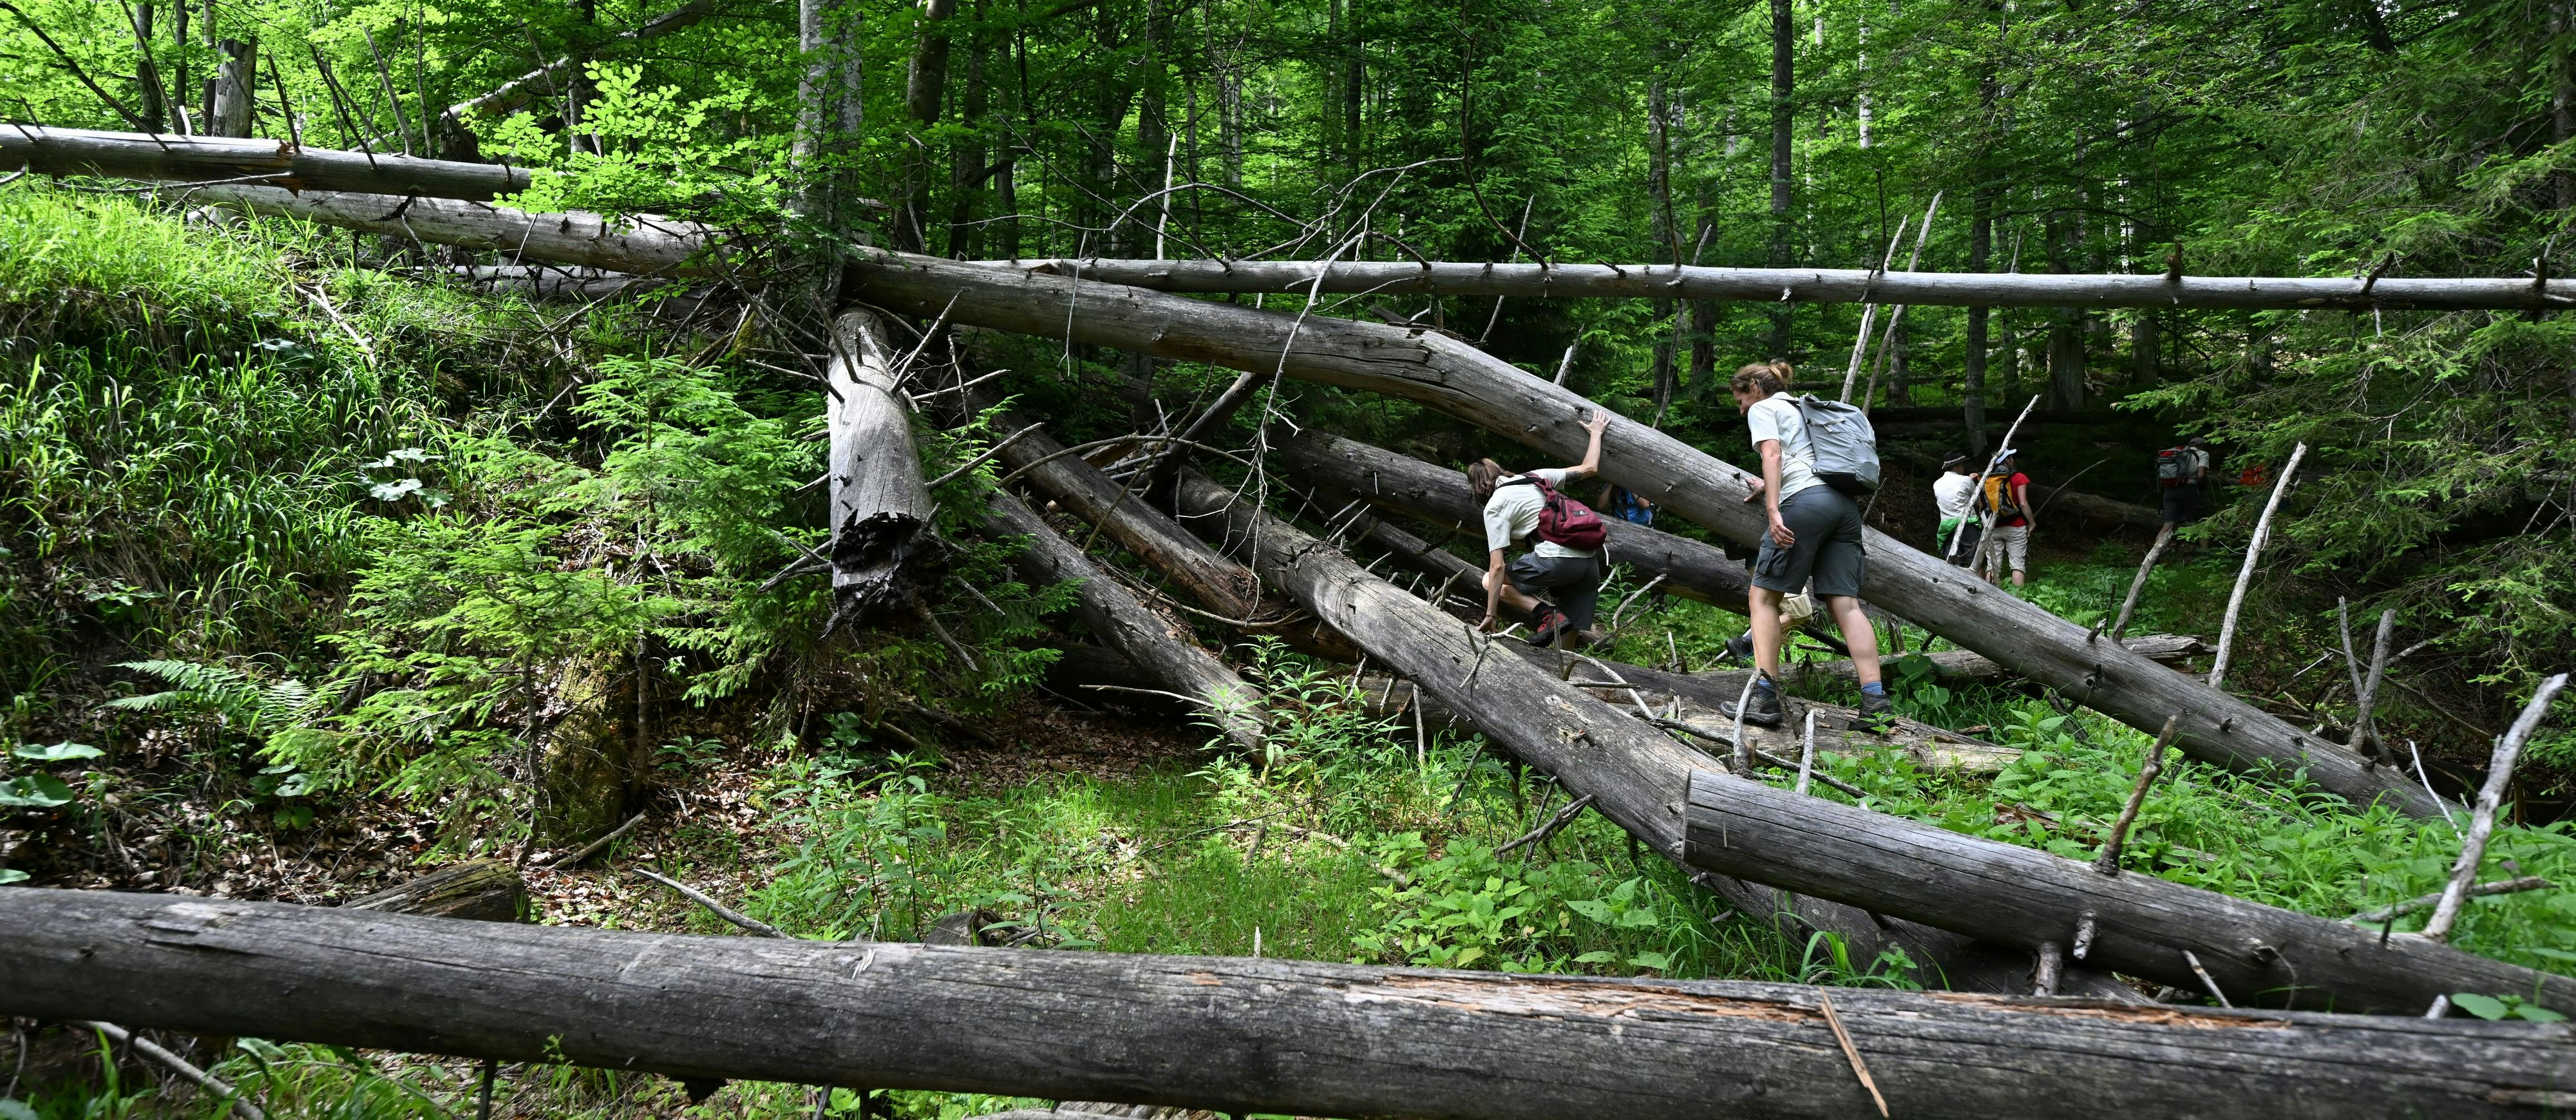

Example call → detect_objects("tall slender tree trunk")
1965 187 1993 460
2044 211 2084 408
566 0 597 155
129 4 165 133
1648 77 1678 417
2557 1 2575 210
210 38 256 138
171 0 189 133
1767 0 1794 358
945 10 989 260
1688 182 1716 395
899 0 960 253
1342 0 1363 176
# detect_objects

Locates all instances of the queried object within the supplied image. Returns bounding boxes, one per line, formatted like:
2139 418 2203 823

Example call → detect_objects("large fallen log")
14 890 2570 1120
1165 470 2566 1013
996 257 2576 313
983 489 1265 752
1703 634 2208 696
159 191 2432 817
842 251 2441 818
983 406 1259 617
3 126 532 199
825 310 933 620
187 187 724 276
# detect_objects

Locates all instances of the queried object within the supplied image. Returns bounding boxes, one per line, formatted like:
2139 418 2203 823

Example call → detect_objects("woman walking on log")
1720 361 1893 730
1468 410 1613 648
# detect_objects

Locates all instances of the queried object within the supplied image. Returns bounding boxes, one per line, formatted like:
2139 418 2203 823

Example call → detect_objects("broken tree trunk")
840 250 2442 819
985 407 1260 617
344 860 526 922
1164 470 2566 1014
12 891 2571 1120
187 187 725 275
3 126 533 199
826 309 934 621
990 257 2576 314
981 489 1265 752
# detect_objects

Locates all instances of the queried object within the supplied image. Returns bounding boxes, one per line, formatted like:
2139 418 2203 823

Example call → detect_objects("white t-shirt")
1932 472 1976 519
1482 467 1596 558
1745 395 1824 501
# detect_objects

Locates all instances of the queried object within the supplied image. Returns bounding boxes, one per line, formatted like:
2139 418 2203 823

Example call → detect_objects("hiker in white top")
1467 410 1612 647
1931 452 1980 565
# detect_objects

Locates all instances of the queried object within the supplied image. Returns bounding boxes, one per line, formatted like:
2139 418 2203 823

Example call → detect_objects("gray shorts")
1506 551 1604 631
1753 486 1866 598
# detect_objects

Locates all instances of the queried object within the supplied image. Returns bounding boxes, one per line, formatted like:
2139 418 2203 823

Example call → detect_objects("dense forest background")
3 0 2576 1113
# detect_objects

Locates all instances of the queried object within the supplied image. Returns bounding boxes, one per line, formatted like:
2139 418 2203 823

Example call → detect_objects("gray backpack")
1794 395 1882 496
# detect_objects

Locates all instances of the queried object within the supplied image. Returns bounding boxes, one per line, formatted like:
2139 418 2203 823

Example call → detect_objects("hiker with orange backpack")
1469 410 1613 648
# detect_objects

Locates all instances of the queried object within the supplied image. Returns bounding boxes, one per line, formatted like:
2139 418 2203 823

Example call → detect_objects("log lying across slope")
842 250 2443 818
977 402 1260 617
3 126 532 199
982 489 1266 752
1001 257 2576 312
11 889 2571 1120
1164 471 2569 1014
824 310 933 620
189 187 724 276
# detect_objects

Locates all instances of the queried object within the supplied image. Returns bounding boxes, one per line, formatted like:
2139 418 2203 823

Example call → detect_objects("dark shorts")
2161 484 2204 526
1506 551 1605 631
1753 486 1866 598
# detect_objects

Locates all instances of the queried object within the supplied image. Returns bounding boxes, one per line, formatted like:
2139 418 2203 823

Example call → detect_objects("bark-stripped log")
184 187 726 275
842 251 2441 818
1164 471 2564 1013
992 258 2576 313
982 489 1265 752
10 890 2570 1120
1698 635 2208 697
826 310 933 619
989 411 1260 616
343 859 525 922
3 126 531 199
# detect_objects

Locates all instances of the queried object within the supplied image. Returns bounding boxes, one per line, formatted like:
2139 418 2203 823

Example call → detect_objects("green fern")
104 660 340 735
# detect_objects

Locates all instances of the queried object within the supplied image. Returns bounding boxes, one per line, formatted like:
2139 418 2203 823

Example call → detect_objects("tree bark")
826 310 934 620
187 187 723 274
14 890 2571 1120
981 489 1264 752
1164 469 2560 1013
4 126 533 199
344 860 526 922
944 10 989 259
209 38 256 138
990 417 1260 618
898 0 960 252
1767 0 1794 356
840 249 2443 818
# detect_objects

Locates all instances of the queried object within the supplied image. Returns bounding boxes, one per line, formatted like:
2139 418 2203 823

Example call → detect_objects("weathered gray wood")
344 859 525 922
1695 634 2208 697
826 310 933 620
209 39 257 138
1166 471 2566 1014
987 257 2576 313
983 489 1265 752
985 408 1259 616
842 250 2442 819
8 889 2570 1119
187 187 724 275
3 126 533 199
1680 770 2576 1014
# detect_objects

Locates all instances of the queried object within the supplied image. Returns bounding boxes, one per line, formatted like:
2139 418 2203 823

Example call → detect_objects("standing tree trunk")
565 0 598 155
944 10 989 259
2044 213 2085 408
1766 0 1794 358
2557 0 2576 210
209 39 256 137
826 310 934 622
1647 77 1679 417
1340 0 1362 177
898 0 960 253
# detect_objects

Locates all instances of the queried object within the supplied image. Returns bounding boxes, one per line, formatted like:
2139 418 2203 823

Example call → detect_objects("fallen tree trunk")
826 309 933 620
1704 635 2208 696
992 257 2576 313
343 860 525 922
983 489 1265 752
185 187 724 275
14 891 2569 1120
160 193 2432 816
986 408 1259 617
843 250 2441 818
3 126 533 199
1164 470 2564 1013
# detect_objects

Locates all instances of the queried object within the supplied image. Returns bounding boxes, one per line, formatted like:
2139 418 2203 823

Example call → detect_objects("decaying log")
985 406 1260 616
1678 770 2575 1015
825 310 933 620
13 889 2573 1119
1164 471 2566 1013
842 250 2443 819
994 257 2576 313
2 126 531 199
344 860 526 922
983 489 1265 752
182 187 725 276
1700 634 2206 695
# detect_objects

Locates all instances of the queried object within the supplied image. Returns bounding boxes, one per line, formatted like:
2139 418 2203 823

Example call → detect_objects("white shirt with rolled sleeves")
1932 471 1976 520
1481 468 1596 559
1745 396 1824 501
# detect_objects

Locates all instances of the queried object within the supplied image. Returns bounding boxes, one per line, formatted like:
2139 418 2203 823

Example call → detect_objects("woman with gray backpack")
1718 361 1895 732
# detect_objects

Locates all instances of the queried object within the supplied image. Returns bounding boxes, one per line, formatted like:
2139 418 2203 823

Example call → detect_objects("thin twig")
2344 875 2555 926
1496 793 1595 857
547 812 647 869
1815 994 1889 1118
631 868 788 938
2421 674 2568 941
926 422 1045 488
2181 949 2232 1007
77 1022 265 1120
2208 442 2308 691
2092 716 2183 875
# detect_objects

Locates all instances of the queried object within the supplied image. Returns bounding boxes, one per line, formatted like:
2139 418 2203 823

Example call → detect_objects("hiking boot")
1719 632 1754 665
1721 681 1786 728
1527 604 1569 647
1857 692 1898 736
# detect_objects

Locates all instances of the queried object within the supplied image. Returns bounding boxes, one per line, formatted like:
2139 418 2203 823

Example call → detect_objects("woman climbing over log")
1721 361 1892 732
1468 410 1613 647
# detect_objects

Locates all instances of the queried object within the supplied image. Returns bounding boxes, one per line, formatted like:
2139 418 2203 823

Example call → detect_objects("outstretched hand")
1584 410 1611 436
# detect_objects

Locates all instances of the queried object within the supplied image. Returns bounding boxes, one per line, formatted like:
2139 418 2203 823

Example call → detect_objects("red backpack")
1503 476 1608 550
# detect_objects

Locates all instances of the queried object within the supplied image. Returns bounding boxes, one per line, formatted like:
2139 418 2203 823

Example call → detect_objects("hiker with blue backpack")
1716 361 1895 731
1468 410 1614 648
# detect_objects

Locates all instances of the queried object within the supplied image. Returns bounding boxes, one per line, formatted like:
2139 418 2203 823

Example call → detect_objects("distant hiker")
1974 448 2035 587
1598 482 1656 527
2156 436 2212 528
1716 361 1892 731
1932 452 1982 566
1469 409 1614 648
